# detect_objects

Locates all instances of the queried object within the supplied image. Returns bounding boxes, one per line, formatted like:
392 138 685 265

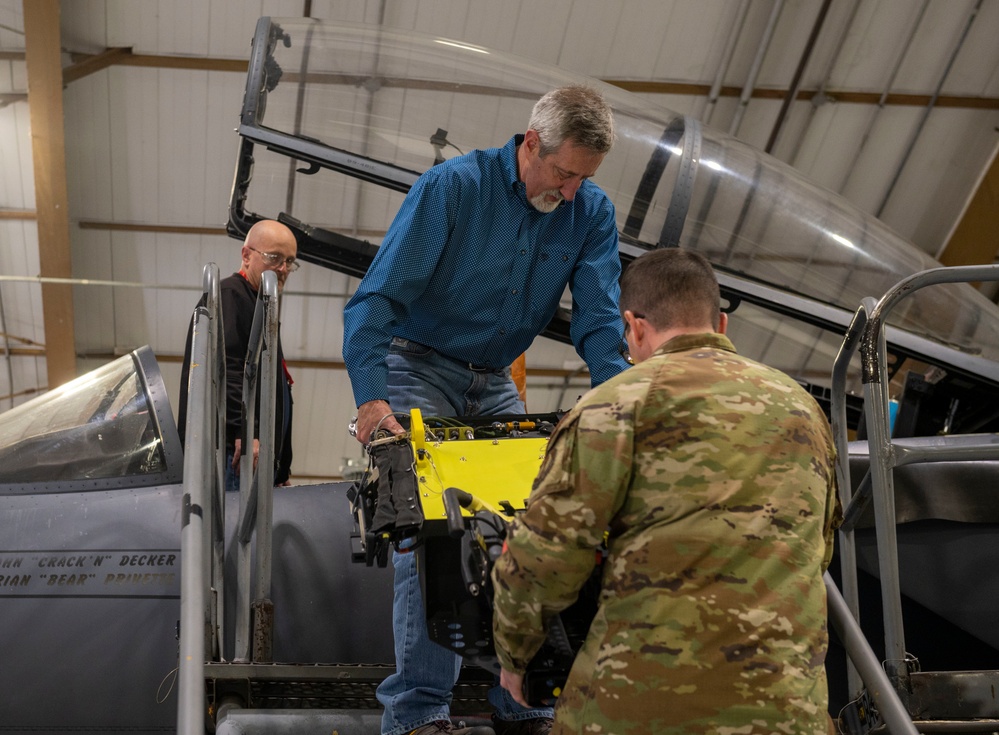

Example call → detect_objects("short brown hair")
620 248 720 331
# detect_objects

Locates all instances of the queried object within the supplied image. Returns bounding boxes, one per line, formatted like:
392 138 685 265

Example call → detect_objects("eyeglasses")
619 311 645 366
619 339 634 366
248 246 300 271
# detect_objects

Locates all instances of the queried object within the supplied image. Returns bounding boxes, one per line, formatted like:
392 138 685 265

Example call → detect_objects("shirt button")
520 249 527 255
511 289 518 295
499 328 507 335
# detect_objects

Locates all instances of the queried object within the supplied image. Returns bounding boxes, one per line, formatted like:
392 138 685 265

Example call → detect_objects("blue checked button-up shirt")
343 135 629 407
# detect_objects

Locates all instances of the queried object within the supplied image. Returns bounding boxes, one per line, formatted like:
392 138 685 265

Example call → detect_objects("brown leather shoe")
407 721 495 735
491 717 553 735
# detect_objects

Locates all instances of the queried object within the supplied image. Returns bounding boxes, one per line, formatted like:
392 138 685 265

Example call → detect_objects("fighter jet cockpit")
0 346 182 491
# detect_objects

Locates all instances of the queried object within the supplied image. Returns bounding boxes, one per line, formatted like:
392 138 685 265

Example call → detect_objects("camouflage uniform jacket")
492 332 841 735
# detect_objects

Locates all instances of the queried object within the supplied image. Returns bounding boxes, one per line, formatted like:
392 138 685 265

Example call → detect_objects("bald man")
179 219 299 490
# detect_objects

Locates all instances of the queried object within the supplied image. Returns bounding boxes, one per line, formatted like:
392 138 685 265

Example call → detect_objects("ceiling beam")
0 92 28 108
62 46 132 84
0 209 36 219
65 47 248 80
608 81 999 110
5 42 999 110
10 45 991 111
23 0 76 388
76 219 390 240
77 221 227 236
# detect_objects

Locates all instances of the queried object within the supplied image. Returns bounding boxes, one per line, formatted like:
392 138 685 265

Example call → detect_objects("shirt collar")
502 134 524 193
504 133 568 211
654 332 737 357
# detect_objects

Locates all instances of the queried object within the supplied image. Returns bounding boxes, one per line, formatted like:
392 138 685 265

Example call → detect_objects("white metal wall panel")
509 0 574 68
60 0 109 52
647 1 735 84
826 0 918 92
1 59 16 92
64 70 114 221
897 0 979 93
455 0 519 53
107 230 157 352
203 73 243 225
0 0 21 48
107 65 160 221
158 0 211 56
290 365 365 480
727 96 782 148
0 100 32 207
786 100 869 193
560 0 621 79
756 2 819 90
955 1 999 96
307 0 378 27
105 0 161 54
839 105 923 217
882 108 999 252
146 232 206 352
70 226 115 353
410 0 472 42
283 267 353 360
0 221 43 344
158 70 211 224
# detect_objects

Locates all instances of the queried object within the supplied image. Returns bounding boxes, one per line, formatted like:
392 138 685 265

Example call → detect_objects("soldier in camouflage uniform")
492 248 842 735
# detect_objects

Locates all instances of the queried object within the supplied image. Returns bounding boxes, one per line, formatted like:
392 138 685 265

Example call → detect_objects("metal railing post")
830 296 877 698
177 263 221 735
233 270 280 662
251 271 279 661
825 573 918 735
859 264 999 691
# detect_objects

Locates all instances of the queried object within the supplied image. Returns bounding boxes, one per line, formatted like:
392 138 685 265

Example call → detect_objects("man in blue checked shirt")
343 85 630 735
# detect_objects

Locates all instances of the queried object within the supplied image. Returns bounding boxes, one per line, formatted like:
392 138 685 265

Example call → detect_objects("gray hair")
529 85 615 156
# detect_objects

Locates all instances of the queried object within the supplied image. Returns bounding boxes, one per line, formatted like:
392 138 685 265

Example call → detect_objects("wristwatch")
348 416 358 437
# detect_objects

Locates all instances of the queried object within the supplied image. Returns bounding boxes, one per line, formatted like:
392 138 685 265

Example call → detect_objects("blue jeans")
376 338 553 735
224 450 239 493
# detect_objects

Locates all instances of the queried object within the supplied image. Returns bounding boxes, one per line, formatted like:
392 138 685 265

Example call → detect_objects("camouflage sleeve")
492 396 634 672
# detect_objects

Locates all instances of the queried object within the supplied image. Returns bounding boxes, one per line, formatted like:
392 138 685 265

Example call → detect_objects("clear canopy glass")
0 352 168 485
243 18 999 367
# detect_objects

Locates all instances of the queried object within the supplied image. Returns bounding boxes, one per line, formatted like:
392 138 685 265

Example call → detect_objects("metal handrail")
178 266 283 733
825 572 918 735
830 295 877 698
232 269 280 663
832 264 999 712
178 263 223 735
861 265 999 688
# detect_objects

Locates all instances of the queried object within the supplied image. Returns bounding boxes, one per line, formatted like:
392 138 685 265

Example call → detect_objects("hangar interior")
2 1 999 734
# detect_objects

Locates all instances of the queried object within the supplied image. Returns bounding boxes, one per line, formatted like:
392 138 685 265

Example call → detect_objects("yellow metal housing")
409 409 548 522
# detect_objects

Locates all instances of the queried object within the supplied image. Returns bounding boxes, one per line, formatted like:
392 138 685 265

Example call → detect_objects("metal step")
215 709 383 735
840 670 999 734
214 709 495 735
204 662 494 714
908 670 999 721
